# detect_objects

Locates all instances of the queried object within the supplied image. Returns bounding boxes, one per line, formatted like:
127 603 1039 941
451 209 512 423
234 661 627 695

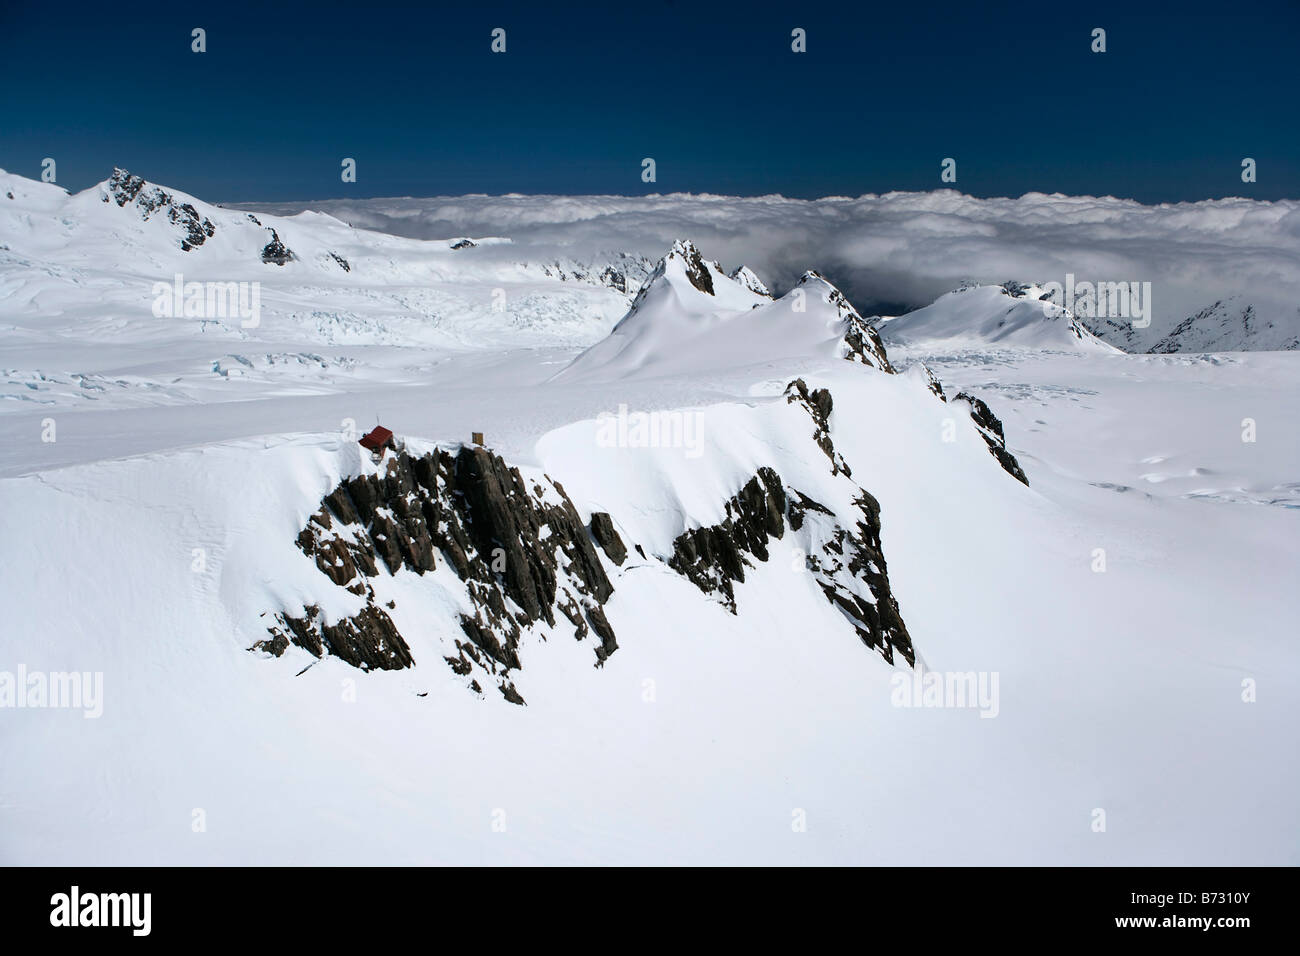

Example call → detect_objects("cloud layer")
239 190 1300 343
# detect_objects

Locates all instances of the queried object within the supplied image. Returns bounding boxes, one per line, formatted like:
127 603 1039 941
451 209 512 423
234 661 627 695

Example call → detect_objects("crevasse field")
1 169 1297 865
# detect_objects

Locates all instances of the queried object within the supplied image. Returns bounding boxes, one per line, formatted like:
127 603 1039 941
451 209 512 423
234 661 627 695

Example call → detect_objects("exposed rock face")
667 458 915 666
670 467 787 609
104 167 216 252
676 239 715 295
258 603 413 672
953 391 1030 486
260 395 922 698
261 229 295 265
1145 298 1298 353
906 364 1029 486
535 253 654 294
785 378 852 477
329 251 351 272
590 512 627 565
450 239 476 250
798 271 896 372
259 444 620 702
918 362 947 400
730 265 771 297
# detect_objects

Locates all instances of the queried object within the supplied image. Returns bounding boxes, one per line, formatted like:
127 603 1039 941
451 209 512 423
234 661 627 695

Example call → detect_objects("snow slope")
0 167 639 357
875 282 1117 353
1 169 1297 865
555 240 891 382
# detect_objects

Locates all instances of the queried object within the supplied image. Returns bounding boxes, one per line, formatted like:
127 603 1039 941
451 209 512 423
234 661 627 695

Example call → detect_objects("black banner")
0 866 1282 942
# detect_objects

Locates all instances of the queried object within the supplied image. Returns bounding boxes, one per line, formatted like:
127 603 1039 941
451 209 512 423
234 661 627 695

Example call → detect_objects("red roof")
359 426 393 451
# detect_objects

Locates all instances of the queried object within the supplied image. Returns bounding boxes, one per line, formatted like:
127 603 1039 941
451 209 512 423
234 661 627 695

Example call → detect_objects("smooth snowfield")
2 353 1295 865
1 171 1297 865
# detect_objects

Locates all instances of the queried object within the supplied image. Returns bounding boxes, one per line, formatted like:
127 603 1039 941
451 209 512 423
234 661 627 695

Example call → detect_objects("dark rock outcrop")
261 229 295 265
590 512 627 565
104 167 216 252
797 272 895 372
785 378 851 477
909 365 1029 486
257 603 413 671
729 265 772 297
600 266 629 293
262 443 622 702
666 388 915 666
918 363 947 400
667 462 914 667
953 391 1030 486
676 240 715 295
670 467 785 607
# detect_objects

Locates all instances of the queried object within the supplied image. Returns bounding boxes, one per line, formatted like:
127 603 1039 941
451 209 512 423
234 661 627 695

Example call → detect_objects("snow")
1 169 1297 865
555 249 875 383
876 283 1117 352
238 188 1300 354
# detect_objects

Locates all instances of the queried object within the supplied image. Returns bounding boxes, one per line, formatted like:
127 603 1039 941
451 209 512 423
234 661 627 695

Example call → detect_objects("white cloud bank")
239 190 1300 350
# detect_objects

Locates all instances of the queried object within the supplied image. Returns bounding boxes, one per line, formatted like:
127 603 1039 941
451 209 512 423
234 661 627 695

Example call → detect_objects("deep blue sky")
1 0 1296 202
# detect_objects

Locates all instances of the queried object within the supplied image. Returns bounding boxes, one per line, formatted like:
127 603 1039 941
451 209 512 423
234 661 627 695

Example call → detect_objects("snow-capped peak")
729 265 771 297
662 238 721 296
879 281 1117 352
783 271 894 371
555 243 897 381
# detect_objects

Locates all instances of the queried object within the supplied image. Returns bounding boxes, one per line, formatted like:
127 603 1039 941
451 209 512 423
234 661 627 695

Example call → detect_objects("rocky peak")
952 391 1030 486
730 265 771 297
261 228 296 266
103 167 216 252
257 412 923 700
666 239 715 295
256 441 622 704
668 382 915 667
795 272 895 373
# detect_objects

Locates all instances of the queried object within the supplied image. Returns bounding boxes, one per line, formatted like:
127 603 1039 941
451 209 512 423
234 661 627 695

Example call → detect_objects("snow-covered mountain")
1088 295 1300 353
0 167 640 353
873 282 1117 353
2 169 1297 866
555 240 892 381
241 189 1300 356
